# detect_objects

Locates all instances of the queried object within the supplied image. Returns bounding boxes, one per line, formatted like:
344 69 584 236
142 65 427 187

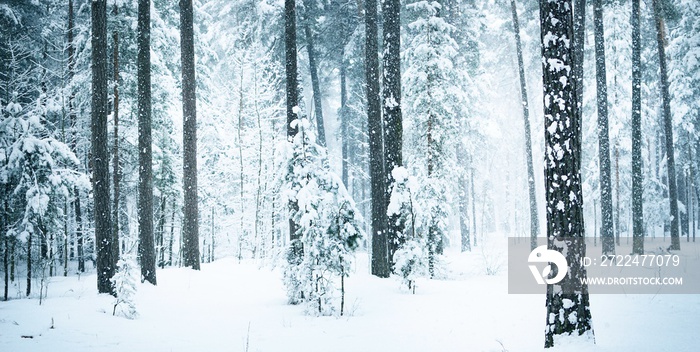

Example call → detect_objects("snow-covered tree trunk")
539 0 594 347
593 0 615 255
383 0 403 266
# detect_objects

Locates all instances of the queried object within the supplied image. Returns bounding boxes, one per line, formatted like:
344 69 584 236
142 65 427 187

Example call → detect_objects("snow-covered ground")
1 240 699 352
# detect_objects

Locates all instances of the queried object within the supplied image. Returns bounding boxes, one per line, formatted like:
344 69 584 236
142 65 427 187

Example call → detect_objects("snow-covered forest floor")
1 237 699 352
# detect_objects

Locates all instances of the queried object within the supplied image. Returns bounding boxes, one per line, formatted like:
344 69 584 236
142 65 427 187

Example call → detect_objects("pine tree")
539 0 594 347
383 0 403 266
111 1 122 277
669 0 700 244
365 0 390 278
300 0 326 147
138 0 157 284
510 0 539 250
593 0 615 255
631 0 644 254
92 0 117 295
180 0 200 269
653 0 680 251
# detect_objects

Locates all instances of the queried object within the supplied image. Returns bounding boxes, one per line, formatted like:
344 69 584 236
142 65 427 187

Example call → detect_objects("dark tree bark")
285 0 302 264
112 2 121 275
26 230 31 296
539 0 593 347
593 0 615 255
366 0 389 278
92 0 116 295
383 0 403 265
510 0 539 250
138 0 157 284
180 0 200 269
301 0 326 146
4 190 9 300
68 0 85 274
653 0 680 250
3 209 8 300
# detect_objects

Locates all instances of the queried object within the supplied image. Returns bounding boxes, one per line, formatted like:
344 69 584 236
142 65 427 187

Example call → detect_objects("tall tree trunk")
112 2 121 272
180 0 200 269
678 138 689 240
138 0 157 284
383 0 403 265
340 49 349 188
366 0 389 278
237 69 246 257
63 201 68 277
458 145 471 252
285 0 302 270
92 0 116 295
510 0 539 250
168 210 175 266
26 231 31 296
427 113 436 277
254 63 263 259
210 207 215 262
653 0 680 250
689 174 693 242
40 31 49 264
3 218 8 300
470 161 477 247
630 0 651 254
67 0 85 274
157 197 167 268
540 0 593 347
301 0 326 146
593 0 615 255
